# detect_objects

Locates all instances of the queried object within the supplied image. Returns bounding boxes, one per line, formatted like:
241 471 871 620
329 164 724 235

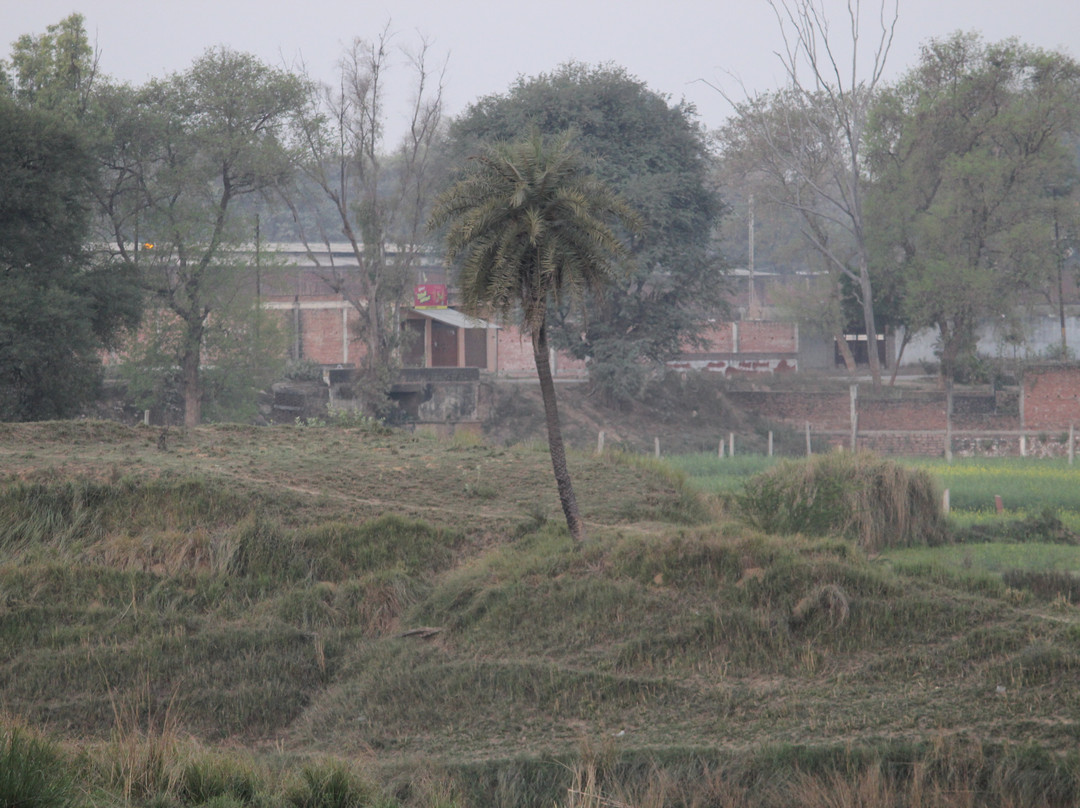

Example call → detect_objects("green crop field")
671 451 1080 520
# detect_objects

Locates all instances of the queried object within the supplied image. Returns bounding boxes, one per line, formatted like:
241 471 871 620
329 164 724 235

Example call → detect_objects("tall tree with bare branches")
714 0 897 387
290 25 447 412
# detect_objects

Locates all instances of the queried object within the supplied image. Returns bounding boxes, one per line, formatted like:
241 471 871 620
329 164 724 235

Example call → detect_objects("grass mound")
738 451 947 551
4 422 1080 807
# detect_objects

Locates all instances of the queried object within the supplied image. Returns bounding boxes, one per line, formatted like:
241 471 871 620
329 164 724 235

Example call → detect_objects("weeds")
1002 569 1080 603
953 507 1079 545
177 751 262 805
106 673 183 803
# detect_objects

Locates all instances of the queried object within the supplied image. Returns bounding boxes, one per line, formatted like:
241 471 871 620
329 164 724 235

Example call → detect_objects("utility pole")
748 193 757 317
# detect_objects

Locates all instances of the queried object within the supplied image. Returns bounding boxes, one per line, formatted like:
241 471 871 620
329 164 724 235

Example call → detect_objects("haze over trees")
95 48 308 427
715 0 898 389
6 7 1080 425
867 33 1080 380
714 1 1080 386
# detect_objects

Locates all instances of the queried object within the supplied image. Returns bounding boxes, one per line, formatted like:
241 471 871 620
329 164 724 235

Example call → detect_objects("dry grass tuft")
791 584 850 628
739 451 948 551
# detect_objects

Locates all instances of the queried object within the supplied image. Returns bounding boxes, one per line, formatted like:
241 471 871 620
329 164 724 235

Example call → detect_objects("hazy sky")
5 0 1080 138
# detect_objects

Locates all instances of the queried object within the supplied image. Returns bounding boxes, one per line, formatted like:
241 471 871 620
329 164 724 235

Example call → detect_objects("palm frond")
429 128 641 335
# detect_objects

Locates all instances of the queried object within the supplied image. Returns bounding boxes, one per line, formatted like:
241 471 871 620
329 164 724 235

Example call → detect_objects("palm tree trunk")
532 325 585 543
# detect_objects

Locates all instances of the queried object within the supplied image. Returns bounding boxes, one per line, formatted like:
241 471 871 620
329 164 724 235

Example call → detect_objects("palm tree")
430 129 640 542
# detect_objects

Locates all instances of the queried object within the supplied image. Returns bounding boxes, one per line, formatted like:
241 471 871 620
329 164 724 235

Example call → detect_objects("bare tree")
714 0 897 388
289 24 447 409
717 95 861 373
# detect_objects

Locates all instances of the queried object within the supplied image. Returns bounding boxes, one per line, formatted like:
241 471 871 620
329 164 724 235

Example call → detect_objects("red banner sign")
414 284 448 309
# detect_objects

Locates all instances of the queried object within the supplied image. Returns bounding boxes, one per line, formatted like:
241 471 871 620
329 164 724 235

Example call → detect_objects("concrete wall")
900 310 1080 366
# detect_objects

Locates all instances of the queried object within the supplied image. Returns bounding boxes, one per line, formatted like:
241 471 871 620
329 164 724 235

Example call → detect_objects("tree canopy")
2 13 97 117
97 48 308 425
447 62 724 403
0 97 139 420
866 33 1080 377
1 15 140 421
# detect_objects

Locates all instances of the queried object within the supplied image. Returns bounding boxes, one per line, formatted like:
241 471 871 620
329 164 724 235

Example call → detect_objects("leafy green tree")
98 48 308 425
431 130 641 542
0 97 139 420
447 63 724 405
867 33 1080 380
2 13 97 118
120 285 287 423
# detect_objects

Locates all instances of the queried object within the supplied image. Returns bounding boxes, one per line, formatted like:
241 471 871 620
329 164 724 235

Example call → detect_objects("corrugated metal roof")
412 308 499 330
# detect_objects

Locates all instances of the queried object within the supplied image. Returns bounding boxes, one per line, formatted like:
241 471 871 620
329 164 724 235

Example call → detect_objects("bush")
953 508 1079 545
738 451 947 551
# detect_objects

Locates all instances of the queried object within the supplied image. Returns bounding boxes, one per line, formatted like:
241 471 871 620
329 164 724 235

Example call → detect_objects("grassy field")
4 424 1080 807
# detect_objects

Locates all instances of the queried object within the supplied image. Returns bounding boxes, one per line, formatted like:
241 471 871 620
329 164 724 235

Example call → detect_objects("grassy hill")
3 420 1080 807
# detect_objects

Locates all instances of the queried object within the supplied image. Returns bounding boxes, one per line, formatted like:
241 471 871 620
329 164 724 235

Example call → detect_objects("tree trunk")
532 325 585 543
938 320 960 384
835 332 857 373
181 339 202 427
857 258 882 389
889 329 911 387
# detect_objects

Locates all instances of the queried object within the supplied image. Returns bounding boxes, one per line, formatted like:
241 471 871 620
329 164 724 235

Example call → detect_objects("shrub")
224 513 306 580
738 451 947 551
954 508 1079 545
1002 570 1080 604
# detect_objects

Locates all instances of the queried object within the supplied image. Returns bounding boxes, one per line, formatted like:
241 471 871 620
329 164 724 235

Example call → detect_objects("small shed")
401 308 500 371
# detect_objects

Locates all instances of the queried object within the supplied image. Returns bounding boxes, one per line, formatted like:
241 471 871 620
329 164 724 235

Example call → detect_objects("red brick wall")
292 307 366 366
691 322 735 353
682 321 797 356
495 326 587 376
726 389 1020 432
1025 365 1080 429
726 391 851 429
738 321 798 353
845 431 949 456
300 309 342 365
